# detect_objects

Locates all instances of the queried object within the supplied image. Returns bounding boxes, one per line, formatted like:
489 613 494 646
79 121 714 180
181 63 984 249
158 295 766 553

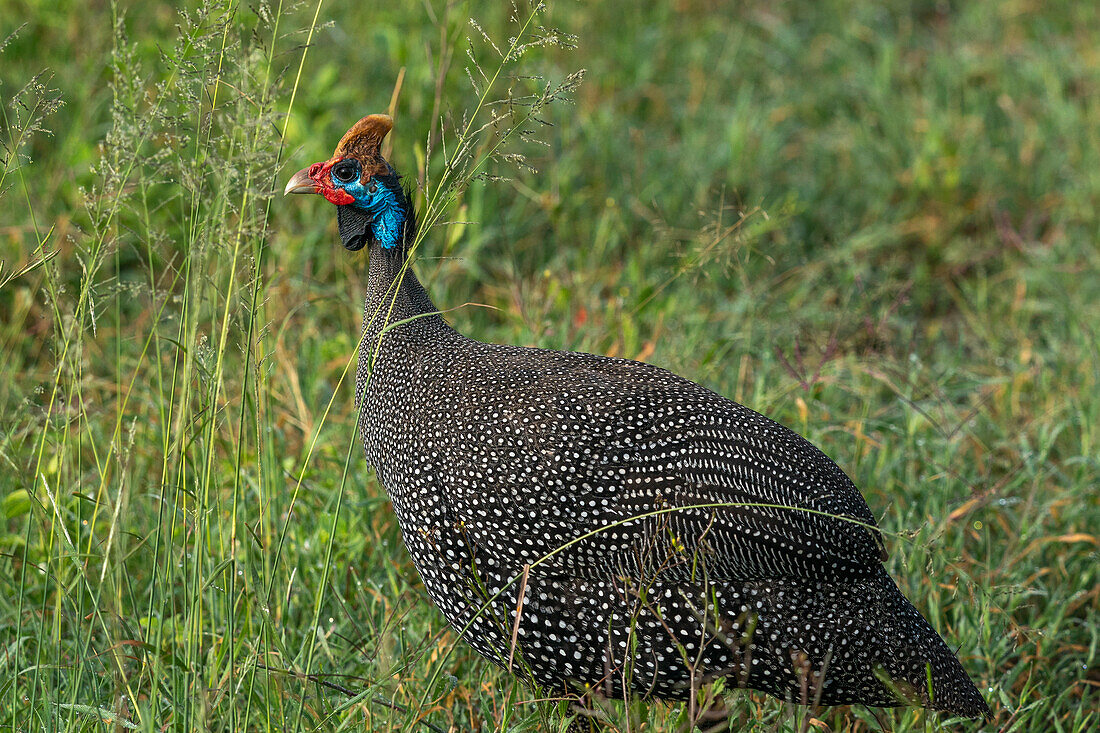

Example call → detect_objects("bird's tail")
745 566 991 719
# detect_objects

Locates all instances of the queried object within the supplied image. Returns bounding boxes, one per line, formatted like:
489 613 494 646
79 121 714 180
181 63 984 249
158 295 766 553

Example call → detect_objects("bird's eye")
331 160 359 184
368 181 378 194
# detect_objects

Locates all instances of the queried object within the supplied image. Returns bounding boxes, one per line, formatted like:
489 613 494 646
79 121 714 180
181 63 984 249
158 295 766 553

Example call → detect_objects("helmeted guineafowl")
284 114 990 720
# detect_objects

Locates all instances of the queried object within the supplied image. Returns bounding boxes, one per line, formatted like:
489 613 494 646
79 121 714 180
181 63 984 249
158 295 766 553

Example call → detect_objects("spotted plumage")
285 115 990 720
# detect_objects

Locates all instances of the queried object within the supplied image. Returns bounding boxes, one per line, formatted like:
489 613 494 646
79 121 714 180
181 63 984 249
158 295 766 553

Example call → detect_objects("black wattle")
337 205 372 251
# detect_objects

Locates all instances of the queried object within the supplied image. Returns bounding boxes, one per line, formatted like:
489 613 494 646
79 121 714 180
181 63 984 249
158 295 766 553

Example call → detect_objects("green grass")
1 0 1097 730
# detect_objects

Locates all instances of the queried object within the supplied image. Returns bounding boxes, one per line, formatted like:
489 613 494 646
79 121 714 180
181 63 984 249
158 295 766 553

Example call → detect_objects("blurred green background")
1 0 1096 730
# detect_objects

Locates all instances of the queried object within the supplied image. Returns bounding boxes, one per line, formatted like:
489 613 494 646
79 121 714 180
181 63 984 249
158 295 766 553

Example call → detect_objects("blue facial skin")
335 171 406 249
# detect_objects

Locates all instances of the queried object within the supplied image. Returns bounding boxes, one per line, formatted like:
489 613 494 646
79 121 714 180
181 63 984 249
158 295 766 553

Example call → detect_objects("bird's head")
283 113 413 252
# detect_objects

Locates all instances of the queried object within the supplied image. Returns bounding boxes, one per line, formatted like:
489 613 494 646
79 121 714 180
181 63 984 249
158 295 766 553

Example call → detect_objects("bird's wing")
432 345 887 583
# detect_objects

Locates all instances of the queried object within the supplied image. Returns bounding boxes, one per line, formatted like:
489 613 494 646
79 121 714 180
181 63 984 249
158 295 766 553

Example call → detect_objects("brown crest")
332 114 393 180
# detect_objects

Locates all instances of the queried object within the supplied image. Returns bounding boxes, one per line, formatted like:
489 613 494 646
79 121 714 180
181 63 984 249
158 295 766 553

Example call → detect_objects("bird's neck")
367 189 407 250
361 243 447 353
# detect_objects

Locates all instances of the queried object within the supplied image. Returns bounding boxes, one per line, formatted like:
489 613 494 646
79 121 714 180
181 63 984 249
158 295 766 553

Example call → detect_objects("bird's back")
364 330 884 579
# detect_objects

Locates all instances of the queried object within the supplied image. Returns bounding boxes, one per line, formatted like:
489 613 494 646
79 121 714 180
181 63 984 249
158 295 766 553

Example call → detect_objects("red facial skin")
308 158 356 206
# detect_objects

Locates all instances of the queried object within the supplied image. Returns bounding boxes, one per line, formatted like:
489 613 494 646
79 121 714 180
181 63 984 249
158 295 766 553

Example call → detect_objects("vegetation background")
1 0 1096 730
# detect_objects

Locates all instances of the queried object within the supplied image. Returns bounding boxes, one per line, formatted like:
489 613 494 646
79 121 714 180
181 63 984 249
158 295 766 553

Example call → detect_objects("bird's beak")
283 166 320 196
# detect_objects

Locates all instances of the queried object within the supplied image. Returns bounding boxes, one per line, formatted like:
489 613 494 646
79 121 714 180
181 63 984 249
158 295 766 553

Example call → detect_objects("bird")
284 113 991 724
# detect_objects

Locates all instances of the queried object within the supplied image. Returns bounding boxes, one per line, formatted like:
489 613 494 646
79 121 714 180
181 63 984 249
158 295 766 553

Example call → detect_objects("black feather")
337 205 372 251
